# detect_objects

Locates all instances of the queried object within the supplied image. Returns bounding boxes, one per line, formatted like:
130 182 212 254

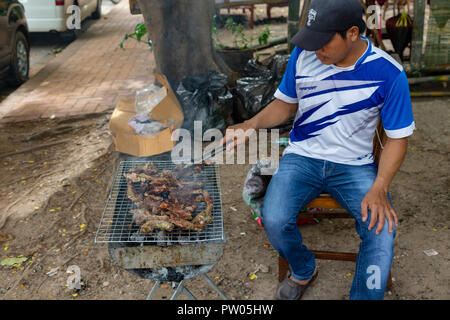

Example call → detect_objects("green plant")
213 17 271 50
120 22 153 50
258 25 271 46
226 17 250 49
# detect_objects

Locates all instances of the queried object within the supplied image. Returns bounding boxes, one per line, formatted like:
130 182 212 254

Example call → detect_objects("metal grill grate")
95 160 225 244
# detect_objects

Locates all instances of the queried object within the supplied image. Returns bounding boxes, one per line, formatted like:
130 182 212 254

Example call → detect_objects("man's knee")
363 220 396 255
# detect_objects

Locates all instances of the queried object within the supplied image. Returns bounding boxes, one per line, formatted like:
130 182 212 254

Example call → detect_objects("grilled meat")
140 219 174 233
192 190 214 228
126 162 214 233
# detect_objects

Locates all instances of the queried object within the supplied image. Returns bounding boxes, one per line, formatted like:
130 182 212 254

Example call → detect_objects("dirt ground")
0 95 448 300
0 6 449 301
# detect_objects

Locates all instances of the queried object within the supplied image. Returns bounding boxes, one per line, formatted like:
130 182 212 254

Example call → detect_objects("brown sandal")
275 270 318 300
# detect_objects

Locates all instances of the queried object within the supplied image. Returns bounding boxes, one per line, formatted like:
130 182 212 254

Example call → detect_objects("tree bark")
137 0 236 89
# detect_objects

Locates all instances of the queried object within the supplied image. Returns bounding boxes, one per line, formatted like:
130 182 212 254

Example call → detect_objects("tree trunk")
137 0 236 89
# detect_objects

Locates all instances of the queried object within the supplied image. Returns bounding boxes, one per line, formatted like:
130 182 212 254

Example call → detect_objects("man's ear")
348 26 360 42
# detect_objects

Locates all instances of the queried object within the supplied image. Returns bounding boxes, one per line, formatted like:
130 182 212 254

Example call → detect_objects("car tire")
7 31 29 86
92 0 102 19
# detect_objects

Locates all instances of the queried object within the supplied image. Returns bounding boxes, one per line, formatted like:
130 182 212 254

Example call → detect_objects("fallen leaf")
1 257 28 266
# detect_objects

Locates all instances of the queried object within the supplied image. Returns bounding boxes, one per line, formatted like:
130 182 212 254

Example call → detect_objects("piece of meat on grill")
126 180 144 207
192 190 214 228
130 209 174 233
168 188 203 207
159 202 193 220
167 216 203 232
128 163 158 176
140 219 174 233
125 172 154 183
142 194 164 214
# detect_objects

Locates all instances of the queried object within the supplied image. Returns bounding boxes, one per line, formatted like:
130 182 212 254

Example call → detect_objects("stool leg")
278 256 289 282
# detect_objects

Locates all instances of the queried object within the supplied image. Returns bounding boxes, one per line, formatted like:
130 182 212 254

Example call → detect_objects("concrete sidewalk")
0 1 155 123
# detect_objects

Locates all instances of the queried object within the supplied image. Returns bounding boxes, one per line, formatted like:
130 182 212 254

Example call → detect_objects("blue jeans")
262 153 395 300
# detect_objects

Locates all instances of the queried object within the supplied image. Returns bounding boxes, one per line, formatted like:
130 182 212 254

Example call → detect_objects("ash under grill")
95 160 225 245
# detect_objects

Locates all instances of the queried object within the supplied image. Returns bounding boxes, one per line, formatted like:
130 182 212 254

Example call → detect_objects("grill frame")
95 160 226 244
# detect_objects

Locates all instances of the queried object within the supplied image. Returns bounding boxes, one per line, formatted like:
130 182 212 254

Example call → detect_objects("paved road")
0 0 119 103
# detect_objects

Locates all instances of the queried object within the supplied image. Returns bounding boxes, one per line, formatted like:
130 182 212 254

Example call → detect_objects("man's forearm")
246 98 298 130
373 137 408 193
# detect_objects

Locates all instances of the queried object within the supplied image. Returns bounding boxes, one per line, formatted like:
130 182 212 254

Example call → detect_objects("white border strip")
384 121 415 138
274 89 298 104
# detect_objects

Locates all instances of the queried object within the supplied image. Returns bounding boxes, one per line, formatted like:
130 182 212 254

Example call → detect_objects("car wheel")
7 31 29 86
92 0 102 19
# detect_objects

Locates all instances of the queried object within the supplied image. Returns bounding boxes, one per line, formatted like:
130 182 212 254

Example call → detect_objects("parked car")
18 0 101 36
0 0 30 86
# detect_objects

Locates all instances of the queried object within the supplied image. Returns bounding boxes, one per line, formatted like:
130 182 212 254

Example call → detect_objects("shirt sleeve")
380 71 415 138
274 46 301 104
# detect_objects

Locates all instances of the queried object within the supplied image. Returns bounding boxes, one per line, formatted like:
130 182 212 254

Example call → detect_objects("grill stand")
98 154 228 300
146 273 228 300
109 243 228 300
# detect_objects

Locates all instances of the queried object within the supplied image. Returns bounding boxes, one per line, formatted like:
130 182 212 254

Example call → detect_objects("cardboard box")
109 74 184 157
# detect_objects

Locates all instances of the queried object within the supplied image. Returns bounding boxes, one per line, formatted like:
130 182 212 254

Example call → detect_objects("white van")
18 0 101 33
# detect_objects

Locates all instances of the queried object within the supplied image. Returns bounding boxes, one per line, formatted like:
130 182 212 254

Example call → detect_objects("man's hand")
222 120 256 151
221 99 298 150
361 181 398 235
361 136 408 235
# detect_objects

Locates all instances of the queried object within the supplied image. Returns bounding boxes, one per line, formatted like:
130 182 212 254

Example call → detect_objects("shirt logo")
307 9 317 26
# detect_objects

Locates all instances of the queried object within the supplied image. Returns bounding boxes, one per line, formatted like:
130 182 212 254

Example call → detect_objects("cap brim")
290 27 335 51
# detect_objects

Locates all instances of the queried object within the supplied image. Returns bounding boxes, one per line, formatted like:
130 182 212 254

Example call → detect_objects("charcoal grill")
95 159 228 300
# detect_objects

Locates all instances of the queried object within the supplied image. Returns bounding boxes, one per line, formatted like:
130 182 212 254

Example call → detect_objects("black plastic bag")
176 71 234 134
233 55 293 132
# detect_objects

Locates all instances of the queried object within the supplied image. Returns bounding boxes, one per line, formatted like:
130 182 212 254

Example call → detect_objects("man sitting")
223 0 414 300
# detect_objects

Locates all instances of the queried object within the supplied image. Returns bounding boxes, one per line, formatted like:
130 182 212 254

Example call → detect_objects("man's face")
314 27 359 65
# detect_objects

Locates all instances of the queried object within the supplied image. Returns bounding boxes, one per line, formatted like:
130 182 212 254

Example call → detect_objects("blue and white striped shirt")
275 36 415 165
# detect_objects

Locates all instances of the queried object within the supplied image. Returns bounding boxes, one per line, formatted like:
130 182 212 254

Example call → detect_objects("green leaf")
1 257 28 266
